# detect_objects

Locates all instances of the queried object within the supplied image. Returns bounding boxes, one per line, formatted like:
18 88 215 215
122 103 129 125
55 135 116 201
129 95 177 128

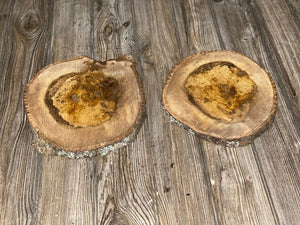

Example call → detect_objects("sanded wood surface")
0 0 299 224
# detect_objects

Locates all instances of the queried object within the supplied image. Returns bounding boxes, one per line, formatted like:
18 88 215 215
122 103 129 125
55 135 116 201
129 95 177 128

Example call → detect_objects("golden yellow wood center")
45 70 120 127
185 62 256 123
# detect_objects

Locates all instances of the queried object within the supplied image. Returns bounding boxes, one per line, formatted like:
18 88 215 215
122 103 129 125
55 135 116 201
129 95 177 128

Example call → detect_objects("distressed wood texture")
0 0 299 224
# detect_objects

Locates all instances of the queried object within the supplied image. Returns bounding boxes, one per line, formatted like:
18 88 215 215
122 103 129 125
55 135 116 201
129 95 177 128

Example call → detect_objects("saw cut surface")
185 62 256 123
163 51 277 146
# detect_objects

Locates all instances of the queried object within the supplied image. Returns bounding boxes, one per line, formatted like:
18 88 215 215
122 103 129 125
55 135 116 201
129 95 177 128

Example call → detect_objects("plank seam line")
251 143 281 225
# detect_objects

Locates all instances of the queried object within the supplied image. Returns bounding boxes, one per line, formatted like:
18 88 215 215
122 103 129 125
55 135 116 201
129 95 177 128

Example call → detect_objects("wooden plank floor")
0 0 299 224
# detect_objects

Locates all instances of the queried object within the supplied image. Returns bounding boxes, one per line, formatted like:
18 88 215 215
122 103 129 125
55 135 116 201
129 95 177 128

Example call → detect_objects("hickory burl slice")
24 55 145 158
163 51 277 147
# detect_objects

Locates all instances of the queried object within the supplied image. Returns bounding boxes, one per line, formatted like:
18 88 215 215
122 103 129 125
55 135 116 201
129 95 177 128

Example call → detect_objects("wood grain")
0 0 299 224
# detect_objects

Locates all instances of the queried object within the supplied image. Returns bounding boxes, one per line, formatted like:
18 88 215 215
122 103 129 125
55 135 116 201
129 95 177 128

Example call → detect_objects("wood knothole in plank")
15 9 43 40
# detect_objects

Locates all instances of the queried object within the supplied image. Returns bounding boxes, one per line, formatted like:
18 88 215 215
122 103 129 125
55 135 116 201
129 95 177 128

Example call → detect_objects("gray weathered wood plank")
0 0 299 224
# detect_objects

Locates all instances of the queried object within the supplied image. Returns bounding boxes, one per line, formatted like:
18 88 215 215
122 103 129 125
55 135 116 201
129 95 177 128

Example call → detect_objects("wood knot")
16 10 42 40
104 25 113 37
122 21 130 27
163 186 171 193
24 15 38 31
109 212 129 225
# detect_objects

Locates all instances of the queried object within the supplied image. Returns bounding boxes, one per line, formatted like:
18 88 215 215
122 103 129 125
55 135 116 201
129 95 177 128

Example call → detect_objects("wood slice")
24 55 145 158
163 51 277 147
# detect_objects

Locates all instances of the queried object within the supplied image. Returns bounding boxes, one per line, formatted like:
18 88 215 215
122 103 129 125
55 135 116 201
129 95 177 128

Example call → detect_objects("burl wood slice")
163 51 277 147
24 55 145 158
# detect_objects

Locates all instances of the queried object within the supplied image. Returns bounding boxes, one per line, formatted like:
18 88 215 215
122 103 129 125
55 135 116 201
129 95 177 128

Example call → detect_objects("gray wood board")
0 0 299 224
